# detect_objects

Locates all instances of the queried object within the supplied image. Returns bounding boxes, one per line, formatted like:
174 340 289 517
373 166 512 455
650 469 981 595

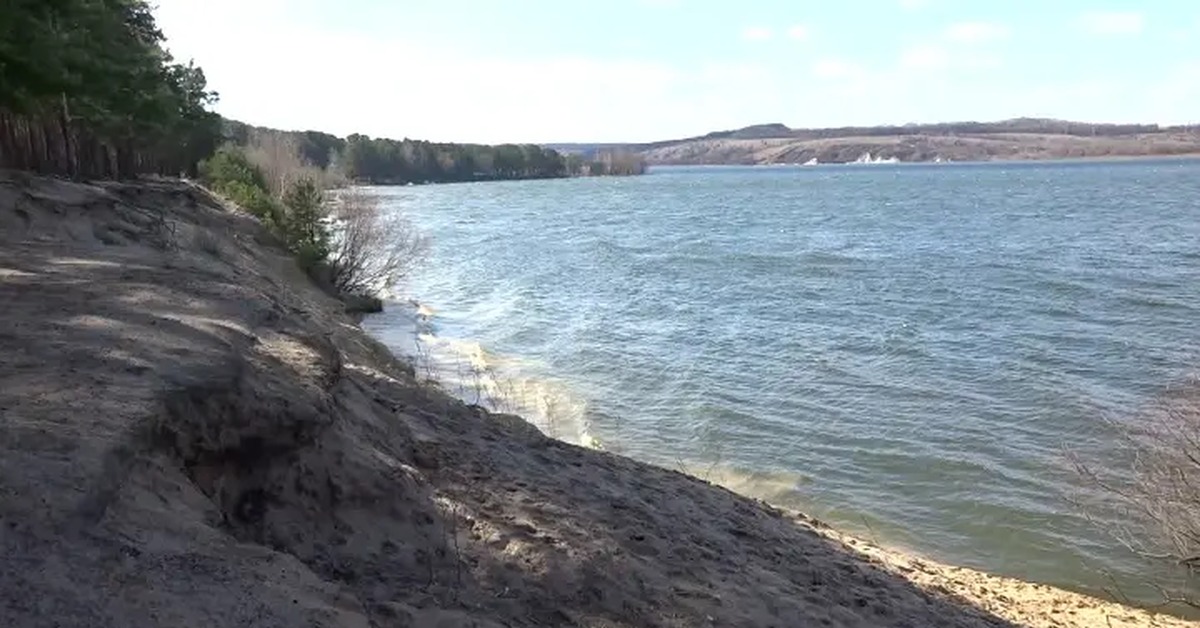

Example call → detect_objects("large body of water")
363 160 1200 604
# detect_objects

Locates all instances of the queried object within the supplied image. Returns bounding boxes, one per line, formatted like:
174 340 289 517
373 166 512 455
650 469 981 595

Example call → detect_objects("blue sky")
153 0 1200 143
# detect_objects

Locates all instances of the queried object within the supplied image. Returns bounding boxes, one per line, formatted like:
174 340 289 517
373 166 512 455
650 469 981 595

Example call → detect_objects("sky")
152 0 1200 144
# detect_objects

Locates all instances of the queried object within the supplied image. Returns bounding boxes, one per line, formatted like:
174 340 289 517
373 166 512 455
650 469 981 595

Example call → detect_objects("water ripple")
367 159 1200 606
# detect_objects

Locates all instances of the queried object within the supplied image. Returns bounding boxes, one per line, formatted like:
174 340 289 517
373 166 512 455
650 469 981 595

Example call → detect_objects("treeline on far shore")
224 120 646 185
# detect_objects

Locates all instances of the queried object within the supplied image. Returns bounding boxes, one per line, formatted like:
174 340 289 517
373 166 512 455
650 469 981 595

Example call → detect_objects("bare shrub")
243 130 325 197
327 187 429 297
1074 381 1200 608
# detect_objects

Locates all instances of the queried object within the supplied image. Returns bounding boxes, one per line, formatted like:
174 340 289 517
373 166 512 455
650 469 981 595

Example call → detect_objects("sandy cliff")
0 171 1192 627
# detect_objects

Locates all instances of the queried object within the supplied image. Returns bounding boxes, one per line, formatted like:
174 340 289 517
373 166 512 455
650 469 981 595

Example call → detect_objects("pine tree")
0 0 221 178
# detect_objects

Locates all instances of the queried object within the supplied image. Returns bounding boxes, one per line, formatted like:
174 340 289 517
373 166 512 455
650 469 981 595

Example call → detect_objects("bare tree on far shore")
327 187 429 297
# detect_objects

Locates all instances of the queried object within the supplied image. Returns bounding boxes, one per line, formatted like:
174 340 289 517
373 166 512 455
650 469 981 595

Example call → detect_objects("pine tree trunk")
0 110 12 170
99 141 112 179
24 117 40 172
59 94 77 178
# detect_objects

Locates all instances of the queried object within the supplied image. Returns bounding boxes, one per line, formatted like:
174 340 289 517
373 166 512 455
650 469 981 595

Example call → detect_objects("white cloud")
1145 61 1200 124
1024 81 1122 117
812 58 864 80
896 23 1009 76
700 62 772 82
154 0 688 143
1165 17 1200 43
900 45 950 71
149 0 1194 142
944 22 1010 44
1077 11 1145 35
962 54 1003 70
898 43 1002 73
741 26 773 41
786 24 810 41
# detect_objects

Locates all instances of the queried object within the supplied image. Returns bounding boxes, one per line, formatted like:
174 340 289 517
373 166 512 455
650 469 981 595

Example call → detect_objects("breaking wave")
369 300 603 450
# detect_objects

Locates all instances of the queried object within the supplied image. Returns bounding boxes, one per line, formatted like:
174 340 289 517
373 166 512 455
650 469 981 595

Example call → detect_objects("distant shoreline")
545 119 1200 168
643 152 1200 168
643 148 1200 166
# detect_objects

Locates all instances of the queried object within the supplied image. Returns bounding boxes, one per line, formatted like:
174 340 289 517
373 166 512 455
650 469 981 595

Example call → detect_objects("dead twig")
1072 380 1200 607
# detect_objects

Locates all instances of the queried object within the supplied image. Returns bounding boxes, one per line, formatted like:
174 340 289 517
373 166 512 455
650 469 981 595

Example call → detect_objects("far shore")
645 152 1200 166
644 151 1200 168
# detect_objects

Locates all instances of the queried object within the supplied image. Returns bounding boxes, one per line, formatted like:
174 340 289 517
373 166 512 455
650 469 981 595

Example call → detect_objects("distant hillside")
541 142 633 155
551 119 1200 165
639 131 1200 165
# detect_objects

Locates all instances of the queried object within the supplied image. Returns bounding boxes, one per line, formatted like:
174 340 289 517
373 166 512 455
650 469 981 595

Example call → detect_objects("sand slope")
0 171 1192 627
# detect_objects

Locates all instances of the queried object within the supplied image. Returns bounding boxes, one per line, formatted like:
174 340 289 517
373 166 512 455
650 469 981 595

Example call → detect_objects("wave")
670 460 811 509
391 300 603 450
631 249 867 281
372 301 824 512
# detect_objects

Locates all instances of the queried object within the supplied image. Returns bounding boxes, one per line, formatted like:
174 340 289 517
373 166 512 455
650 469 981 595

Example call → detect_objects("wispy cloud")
741 26 772 41
899 44 1002 72
1146 61 1200 123
1077 11 1145 35
786 24 810 41
154 0 687 143
152 0 1196 141
894 22 1008 75
944 22 1010 44
957 53 1003 71
700 62 772 82
1166 19 1200 44
812 58 864 80
900 45 949 70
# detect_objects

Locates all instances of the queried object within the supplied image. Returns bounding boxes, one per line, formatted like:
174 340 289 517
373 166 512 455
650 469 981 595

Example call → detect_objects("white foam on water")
377 303 819 503
396 300 603 450
369 302 928 556
671 460 812 509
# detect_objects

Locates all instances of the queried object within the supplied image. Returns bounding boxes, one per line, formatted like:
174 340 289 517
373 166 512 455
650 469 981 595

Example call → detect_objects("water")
363 160 1200 606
